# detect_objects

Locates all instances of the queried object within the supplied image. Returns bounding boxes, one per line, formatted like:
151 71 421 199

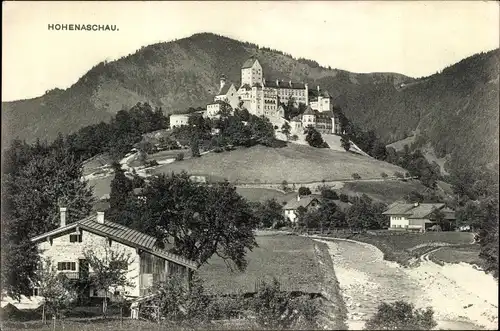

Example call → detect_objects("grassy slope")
151 144 406 183
198 235 323 294
429 245 482 266
339 180 427 203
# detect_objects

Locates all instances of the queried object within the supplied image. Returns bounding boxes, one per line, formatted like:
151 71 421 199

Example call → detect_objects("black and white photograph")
1 1 499 330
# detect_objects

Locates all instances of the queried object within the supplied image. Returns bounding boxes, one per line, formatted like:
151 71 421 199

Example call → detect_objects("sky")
2 1 499 102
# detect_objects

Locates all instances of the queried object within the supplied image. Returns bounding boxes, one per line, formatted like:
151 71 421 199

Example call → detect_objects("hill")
2 32 410 146
3 33 498 172
149 144 406 183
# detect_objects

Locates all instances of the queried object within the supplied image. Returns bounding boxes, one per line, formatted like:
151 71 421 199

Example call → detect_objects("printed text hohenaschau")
48 24 118 31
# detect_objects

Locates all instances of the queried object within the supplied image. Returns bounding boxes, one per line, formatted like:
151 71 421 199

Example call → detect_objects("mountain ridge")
2 32 498 171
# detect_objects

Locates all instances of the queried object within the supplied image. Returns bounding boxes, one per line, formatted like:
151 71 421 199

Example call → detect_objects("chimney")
297 194 301 202
59 207 67 228
220 75 226 92
97 211 105 224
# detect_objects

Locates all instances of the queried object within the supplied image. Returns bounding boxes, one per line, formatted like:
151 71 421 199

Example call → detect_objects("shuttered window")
57 262 76 271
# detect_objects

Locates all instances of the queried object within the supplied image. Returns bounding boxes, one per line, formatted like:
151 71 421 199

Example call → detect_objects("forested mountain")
2 32 498 171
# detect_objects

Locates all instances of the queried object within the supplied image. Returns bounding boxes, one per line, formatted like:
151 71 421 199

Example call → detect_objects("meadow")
151 144 406 184
198 234 323 295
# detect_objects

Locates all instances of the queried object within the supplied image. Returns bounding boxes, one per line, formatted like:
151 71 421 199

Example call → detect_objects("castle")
172 57 341 135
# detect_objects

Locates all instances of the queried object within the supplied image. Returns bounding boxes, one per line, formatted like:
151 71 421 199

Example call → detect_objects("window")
33 288 39 296
57 262 76 271
69 234 82 243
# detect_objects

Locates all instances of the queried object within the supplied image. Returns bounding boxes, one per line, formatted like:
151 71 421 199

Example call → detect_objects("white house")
30 207 197 304
169 114 190 129
383 202 456 232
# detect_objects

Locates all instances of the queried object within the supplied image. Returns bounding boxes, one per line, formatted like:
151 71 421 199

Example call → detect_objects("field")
338 180 427 203
429 245 482 266
198 234 323 294
151 144 406 184
235 187 295 203
323 230 475 266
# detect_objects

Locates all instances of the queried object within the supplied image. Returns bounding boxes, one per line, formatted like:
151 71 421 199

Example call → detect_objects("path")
312 237 495 330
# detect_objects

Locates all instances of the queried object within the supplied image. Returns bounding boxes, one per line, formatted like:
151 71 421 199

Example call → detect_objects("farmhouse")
30 207 197 303
383 202 456 232
283 194 351 223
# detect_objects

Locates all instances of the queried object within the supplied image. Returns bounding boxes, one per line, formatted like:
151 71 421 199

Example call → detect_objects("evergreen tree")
341 135 351 151
109 162 133 212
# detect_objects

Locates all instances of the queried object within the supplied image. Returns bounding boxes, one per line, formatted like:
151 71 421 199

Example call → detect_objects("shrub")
290 134 299 141
281 180 289 192
298 187 312 196
394 171 404 179
351 173 362 180
175 153 184 161
339 193 349 203
252 278 318 330
380 172 388 178
213 147 223 153
147 159 159 167
364 301 437 330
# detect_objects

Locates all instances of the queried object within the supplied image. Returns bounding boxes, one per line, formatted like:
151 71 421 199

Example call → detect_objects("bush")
175 153 184 161
351 173 362 180
394 171 404 179
290 134 299 141
147 159 159 167
252 278 319 330
364 301 437 330
213 147 223 153
380 172 388 178
339 193 349 203
281 180 289 192
298 187 312 196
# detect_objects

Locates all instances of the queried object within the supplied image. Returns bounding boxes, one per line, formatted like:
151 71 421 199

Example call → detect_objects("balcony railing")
59 272 95 280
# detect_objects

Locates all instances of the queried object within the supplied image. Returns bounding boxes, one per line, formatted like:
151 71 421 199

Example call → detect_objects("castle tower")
219 75 226 93
241 57 263 87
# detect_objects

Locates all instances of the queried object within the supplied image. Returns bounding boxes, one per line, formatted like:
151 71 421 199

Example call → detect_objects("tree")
380 172 388 179
281 122 291 141
476 195 499 278
364 301 437 330
36 258 78 324
351 173 362 180
319 186 339 200
83 242 136 317
133 173 259 271
281 180 290 192
190 134 201 158
346 195 387 230
340 135 351 152
429 208 448 230
254 199 285 228
339 193 349 203
298 187 312 196
305 127 328 148
1 142 94 299
109 162 133 212
252 278 318 330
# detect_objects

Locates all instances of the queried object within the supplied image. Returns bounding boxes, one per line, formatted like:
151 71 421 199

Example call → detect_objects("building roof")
284 194 352 212
31 215 197 269
264 79 306 90
303 106 316 116
383 203 454 220
284 195 321 210
242 57 258 69
290 116 302 122
238 84 252 91
218 82 234 96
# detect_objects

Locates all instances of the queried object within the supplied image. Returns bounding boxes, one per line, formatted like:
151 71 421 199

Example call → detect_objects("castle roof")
239 84 252 91
303 106 316 116
242 57 258 69
218 82 234 96
264 79 306 90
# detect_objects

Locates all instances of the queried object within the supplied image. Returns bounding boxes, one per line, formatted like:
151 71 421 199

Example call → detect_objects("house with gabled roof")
283 194 351 223
383 202 456 232
213 75 239 110
30 207 197 303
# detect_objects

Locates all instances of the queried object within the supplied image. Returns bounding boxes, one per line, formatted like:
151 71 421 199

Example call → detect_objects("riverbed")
313 238 498 330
